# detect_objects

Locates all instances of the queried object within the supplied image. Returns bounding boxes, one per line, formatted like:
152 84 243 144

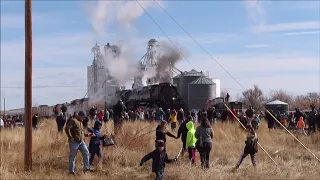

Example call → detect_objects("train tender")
117 83 185 110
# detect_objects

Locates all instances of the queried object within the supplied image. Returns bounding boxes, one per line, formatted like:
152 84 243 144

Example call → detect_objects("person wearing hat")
88 120 106 166
155 107 165 123
65 111 94 175
140 140 177 180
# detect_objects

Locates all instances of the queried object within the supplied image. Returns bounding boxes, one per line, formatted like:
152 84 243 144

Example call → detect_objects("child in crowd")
169 110 178 132
297 116 307 136
186 121 197 165
233 125 258 171
140 140 177 180
87 121 106 166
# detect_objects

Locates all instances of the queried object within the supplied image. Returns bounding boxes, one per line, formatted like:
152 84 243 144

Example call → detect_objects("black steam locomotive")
117 83 185 110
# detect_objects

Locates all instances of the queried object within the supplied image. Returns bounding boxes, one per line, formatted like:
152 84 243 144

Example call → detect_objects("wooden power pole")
24 0 33 171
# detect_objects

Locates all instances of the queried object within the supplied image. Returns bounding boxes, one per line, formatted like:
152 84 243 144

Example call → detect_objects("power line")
1 85 87 89
153 0 246 90
135 0 196 70
153 0 320 162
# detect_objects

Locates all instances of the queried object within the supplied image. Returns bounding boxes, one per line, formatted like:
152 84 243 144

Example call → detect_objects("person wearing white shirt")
0 117 4 128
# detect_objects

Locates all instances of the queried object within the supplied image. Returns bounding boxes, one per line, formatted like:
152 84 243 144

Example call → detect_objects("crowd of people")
50 100 263 179
1 100 319 179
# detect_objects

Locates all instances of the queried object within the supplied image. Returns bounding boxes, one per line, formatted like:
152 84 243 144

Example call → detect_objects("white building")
87 43 123 107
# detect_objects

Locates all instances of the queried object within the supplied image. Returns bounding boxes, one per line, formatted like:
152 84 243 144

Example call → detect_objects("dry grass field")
1 119 320 180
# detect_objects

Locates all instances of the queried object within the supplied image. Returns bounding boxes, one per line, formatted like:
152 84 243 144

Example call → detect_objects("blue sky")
1 0 319 109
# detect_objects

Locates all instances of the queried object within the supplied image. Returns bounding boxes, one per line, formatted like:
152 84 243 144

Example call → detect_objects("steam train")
6 83 185 120
116 83 185 110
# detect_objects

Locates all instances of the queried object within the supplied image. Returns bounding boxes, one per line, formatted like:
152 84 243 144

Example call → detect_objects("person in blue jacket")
155 108 166 123
88 121 106 166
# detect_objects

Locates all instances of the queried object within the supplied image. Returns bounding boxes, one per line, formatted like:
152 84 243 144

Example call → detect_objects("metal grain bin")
179 69 204 107
265 100 289 114
173 74 180 89
188 76 216 110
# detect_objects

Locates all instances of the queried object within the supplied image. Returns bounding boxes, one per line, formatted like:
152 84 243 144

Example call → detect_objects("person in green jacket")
186 121 197 165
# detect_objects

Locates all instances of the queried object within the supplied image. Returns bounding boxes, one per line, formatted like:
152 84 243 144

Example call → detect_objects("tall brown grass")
1 119 319 180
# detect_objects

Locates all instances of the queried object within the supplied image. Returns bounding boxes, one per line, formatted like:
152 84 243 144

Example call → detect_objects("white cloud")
282 31 320 36
251 21 320 33
243 0 266 26
244 44 270 48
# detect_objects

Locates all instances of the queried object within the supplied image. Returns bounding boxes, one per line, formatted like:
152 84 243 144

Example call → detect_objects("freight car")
116 83 185 111
212 97 244 115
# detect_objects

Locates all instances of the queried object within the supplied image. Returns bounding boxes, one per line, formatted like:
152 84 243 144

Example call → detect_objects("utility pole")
24 0 33 171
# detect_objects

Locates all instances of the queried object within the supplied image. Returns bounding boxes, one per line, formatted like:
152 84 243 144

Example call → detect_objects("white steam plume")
102 43 141 86
86 0 161 34
116 1 156 30
85 0 115 36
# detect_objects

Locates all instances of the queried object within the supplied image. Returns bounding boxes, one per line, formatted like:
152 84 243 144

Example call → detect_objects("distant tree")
269 89 294 104
293 92 320 110
242 85 265 111
306 92 320 107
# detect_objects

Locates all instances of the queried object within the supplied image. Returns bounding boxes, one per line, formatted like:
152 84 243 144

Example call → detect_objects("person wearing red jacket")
98 110 104 121
228 106 237 122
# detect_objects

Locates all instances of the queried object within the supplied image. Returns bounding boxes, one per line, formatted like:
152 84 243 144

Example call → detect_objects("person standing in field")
176 115 192 155
169 110 178 132
297 116 307 136
156 121 177 150
195 117 214 168
65 111 93 175
113 100 126 136
32 114 39 130
233 125 258 171
56 112 66 133
155 108 166 123
186 121 197 165
0 117 4 129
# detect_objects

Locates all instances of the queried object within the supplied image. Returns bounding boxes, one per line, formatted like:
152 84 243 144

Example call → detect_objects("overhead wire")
152 0 320 162
224 104 279 167
1 85 87 89
135 0 279 166
152 0 245 89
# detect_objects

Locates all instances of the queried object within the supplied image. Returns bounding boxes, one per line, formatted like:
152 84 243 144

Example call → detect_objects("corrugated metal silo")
188 76 216 110
173 74 180 89
179 69 204 107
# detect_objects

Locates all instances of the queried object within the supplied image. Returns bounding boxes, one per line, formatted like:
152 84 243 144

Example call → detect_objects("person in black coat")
56 112 66 133
140 140 177 180
207 107 213 124
113 100 126 135
233 125 258 171
176 116 192 154
266 110 275 131
32 114 39 130
156 121 176 150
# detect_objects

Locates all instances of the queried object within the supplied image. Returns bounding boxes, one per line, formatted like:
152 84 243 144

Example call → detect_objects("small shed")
265 100 289 114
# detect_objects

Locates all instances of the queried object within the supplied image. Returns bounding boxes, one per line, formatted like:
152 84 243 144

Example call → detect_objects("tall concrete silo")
188 76 216 110
179 69 204 107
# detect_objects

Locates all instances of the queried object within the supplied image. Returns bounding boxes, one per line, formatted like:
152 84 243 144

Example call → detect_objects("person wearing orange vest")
296 117 307 136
